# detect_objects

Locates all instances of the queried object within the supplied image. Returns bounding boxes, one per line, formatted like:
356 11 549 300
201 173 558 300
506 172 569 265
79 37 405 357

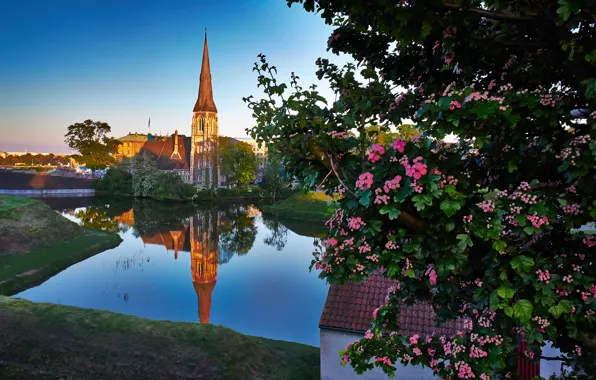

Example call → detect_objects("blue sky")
0 0 345 153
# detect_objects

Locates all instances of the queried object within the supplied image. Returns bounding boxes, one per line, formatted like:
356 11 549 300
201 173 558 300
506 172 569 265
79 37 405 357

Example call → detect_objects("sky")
0 0 347 153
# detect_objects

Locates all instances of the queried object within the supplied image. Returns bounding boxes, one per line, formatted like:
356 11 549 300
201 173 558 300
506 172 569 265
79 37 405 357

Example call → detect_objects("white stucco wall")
320 328 438 380
321 328 565 380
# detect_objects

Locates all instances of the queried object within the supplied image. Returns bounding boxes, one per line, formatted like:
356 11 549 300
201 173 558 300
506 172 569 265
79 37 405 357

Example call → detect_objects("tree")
259 150 288 201
244 0 596 378
64 119 120 176
219 137 258 187
365 124 419 147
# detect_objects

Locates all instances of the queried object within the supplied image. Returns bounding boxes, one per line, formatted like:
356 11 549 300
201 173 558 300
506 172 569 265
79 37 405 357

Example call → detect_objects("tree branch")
441 2 536 22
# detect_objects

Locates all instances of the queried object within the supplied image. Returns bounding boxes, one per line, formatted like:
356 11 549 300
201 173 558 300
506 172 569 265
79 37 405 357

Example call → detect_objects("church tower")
190 30 219 186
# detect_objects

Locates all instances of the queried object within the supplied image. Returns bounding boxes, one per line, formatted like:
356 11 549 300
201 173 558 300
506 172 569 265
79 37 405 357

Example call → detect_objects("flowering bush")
244 0 596 378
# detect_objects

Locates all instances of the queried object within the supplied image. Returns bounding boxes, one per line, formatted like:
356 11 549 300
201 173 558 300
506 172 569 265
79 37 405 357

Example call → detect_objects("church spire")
193 29 217 113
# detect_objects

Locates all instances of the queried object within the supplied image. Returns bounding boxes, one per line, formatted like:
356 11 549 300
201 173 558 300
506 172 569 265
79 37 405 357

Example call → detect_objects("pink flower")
409 334 419 345
364 330 374 339
356 172 374 190
390 139 407 153
327 238 338 247
343 355 349 363
368 144 385 163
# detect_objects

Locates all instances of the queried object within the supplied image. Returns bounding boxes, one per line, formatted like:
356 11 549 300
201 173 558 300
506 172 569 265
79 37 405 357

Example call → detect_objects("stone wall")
0 171 96 197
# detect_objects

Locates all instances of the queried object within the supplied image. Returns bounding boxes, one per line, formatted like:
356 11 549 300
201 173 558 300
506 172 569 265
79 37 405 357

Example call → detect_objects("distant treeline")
0 154 73 166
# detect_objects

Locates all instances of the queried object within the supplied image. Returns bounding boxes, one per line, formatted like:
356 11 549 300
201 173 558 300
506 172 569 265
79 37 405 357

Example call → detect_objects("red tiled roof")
139 135 191 170
319 272 463 336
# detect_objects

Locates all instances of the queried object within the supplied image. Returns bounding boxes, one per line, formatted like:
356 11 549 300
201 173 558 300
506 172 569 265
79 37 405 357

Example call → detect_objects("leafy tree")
219 137 258 187
244 0 596 378
64 119 121 176
74 207 122 233
260 152 288 201
95 167 133 195
262 215 289 251
365 124 419 147
219 205 258 254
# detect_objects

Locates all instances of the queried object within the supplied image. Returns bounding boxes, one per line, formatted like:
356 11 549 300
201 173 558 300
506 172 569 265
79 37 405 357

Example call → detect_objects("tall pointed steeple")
193 29 217 113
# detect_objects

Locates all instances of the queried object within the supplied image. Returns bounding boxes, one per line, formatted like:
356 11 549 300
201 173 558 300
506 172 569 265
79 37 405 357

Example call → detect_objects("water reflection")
25 198 328 346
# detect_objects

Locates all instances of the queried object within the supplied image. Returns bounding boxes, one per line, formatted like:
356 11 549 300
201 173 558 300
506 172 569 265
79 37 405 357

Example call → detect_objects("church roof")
193 31 218 113
139 134 191 170
319 271 463 336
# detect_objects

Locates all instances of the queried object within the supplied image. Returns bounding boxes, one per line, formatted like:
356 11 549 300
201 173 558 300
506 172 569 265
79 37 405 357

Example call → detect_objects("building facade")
116 133 153 159
131 31 224 187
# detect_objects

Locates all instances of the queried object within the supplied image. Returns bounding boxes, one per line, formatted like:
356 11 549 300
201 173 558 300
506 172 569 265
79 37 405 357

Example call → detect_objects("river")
14 197 329 347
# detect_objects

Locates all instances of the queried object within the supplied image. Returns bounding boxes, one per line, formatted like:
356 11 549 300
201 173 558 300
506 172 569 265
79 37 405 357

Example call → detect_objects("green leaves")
513 299 533 322
456 234 473 250
412 194 432 211
492 240 507 253
497 285 516 299
510 255 534 274
440 199 462 217
549 300 573 319
379 205 401 220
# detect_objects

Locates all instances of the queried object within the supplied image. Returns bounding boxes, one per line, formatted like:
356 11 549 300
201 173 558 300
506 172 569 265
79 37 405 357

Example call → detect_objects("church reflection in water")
120 206 260 324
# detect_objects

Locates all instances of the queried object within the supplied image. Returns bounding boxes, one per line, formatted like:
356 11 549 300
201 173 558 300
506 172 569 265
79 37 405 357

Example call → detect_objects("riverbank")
262 192 335 221
0 297 319 380
0 195 122 295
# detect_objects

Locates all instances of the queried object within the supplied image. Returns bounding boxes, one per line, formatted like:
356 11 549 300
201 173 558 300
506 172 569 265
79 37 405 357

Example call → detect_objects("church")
133 31 233 187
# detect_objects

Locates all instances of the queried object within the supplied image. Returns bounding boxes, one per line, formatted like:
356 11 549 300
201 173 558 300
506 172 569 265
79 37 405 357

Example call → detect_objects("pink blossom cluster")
347 216 366 230
374 188 390 205
563 275 573 283
383 175 402 193
532 316 550 330
402 156 428 180
368 144 385 163
440 175 458 188
375 357 393 366
584 235 596 248
469 345 488 358
524 349 535 359
327 131 348 139
463 215 473 223
527 213 549 228
425 265 438 285
356 172 374 190
473 309 496 328
385 240 399 250
536 269 551 283
454 361 475 379
325 208 344 229
390 139 406 153
539 94 558 107
470 333 503 346
364 330 374 339
449 100 462 111
409 334 420 345
358 241 371 253
401 258 413 275
476 200 495 213
574 345 582 357
366 254 379 263
562 203 582 215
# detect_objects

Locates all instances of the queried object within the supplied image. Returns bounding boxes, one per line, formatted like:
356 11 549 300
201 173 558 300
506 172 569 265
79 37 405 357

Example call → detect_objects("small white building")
319 272 564 380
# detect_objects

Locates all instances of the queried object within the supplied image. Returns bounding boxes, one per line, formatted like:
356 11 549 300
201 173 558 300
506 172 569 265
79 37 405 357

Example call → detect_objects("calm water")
15 197 329 347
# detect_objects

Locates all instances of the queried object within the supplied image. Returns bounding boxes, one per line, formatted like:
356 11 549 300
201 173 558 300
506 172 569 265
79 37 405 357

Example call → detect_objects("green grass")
0 195 123 295
263 192 335 221
0 296 320 380
0 228 122 295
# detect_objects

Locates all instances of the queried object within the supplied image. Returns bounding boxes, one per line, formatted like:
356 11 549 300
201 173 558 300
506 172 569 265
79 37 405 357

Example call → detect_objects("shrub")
95 167 132 195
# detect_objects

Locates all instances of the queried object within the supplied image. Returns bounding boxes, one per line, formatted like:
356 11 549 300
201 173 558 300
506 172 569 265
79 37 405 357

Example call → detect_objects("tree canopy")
219 137 258 187
64 119 120 174
245 0 596 378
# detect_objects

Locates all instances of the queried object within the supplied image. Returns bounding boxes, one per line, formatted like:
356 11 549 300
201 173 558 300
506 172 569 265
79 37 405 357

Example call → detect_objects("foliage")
260 155 288 200
0 153 73 167
262 215 290 251
219 205 258 255
131 156 195 201
244 0 596 378
263 192 335 221
95 167 133 195
64 119 120 175
365 124 419 147
220 138 258 187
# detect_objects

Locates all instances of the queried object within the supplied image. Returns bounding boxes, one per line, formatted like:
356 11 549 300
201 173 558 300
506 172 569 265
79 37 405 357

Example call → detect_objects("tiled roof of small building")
139 135 191 170
118 133 151 143
319 271 463 336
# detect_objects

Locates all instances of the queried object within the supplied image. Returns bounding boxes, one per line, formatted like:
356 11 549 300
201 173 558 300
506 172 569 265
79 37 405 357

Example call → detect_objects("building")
116 133 154 159
319 272 564 380
117 31 225 187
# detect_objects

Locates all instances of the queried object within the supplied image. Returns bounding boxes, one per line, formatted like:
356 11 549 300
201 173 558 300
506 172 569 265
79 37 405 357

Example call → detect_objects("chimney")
170 130 182 160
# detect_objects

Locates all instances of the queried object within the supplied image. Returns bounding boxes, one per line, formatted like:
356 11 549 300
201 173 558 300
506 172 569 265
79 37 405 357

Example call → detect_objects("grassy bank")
263 192 335 221
0 297 319 380
0 195 122 295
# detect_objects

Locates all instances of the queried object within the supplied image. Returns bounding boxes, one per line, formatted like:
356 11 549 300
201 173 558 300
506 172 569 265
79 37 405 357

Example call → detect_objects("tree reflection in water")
68 200 263 323
261 215 289 251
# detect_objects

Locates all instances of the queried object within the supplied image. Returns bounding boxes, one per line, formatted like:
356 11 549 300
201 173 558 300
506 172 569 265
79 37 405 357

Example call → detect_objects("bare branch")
441 2 536 22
